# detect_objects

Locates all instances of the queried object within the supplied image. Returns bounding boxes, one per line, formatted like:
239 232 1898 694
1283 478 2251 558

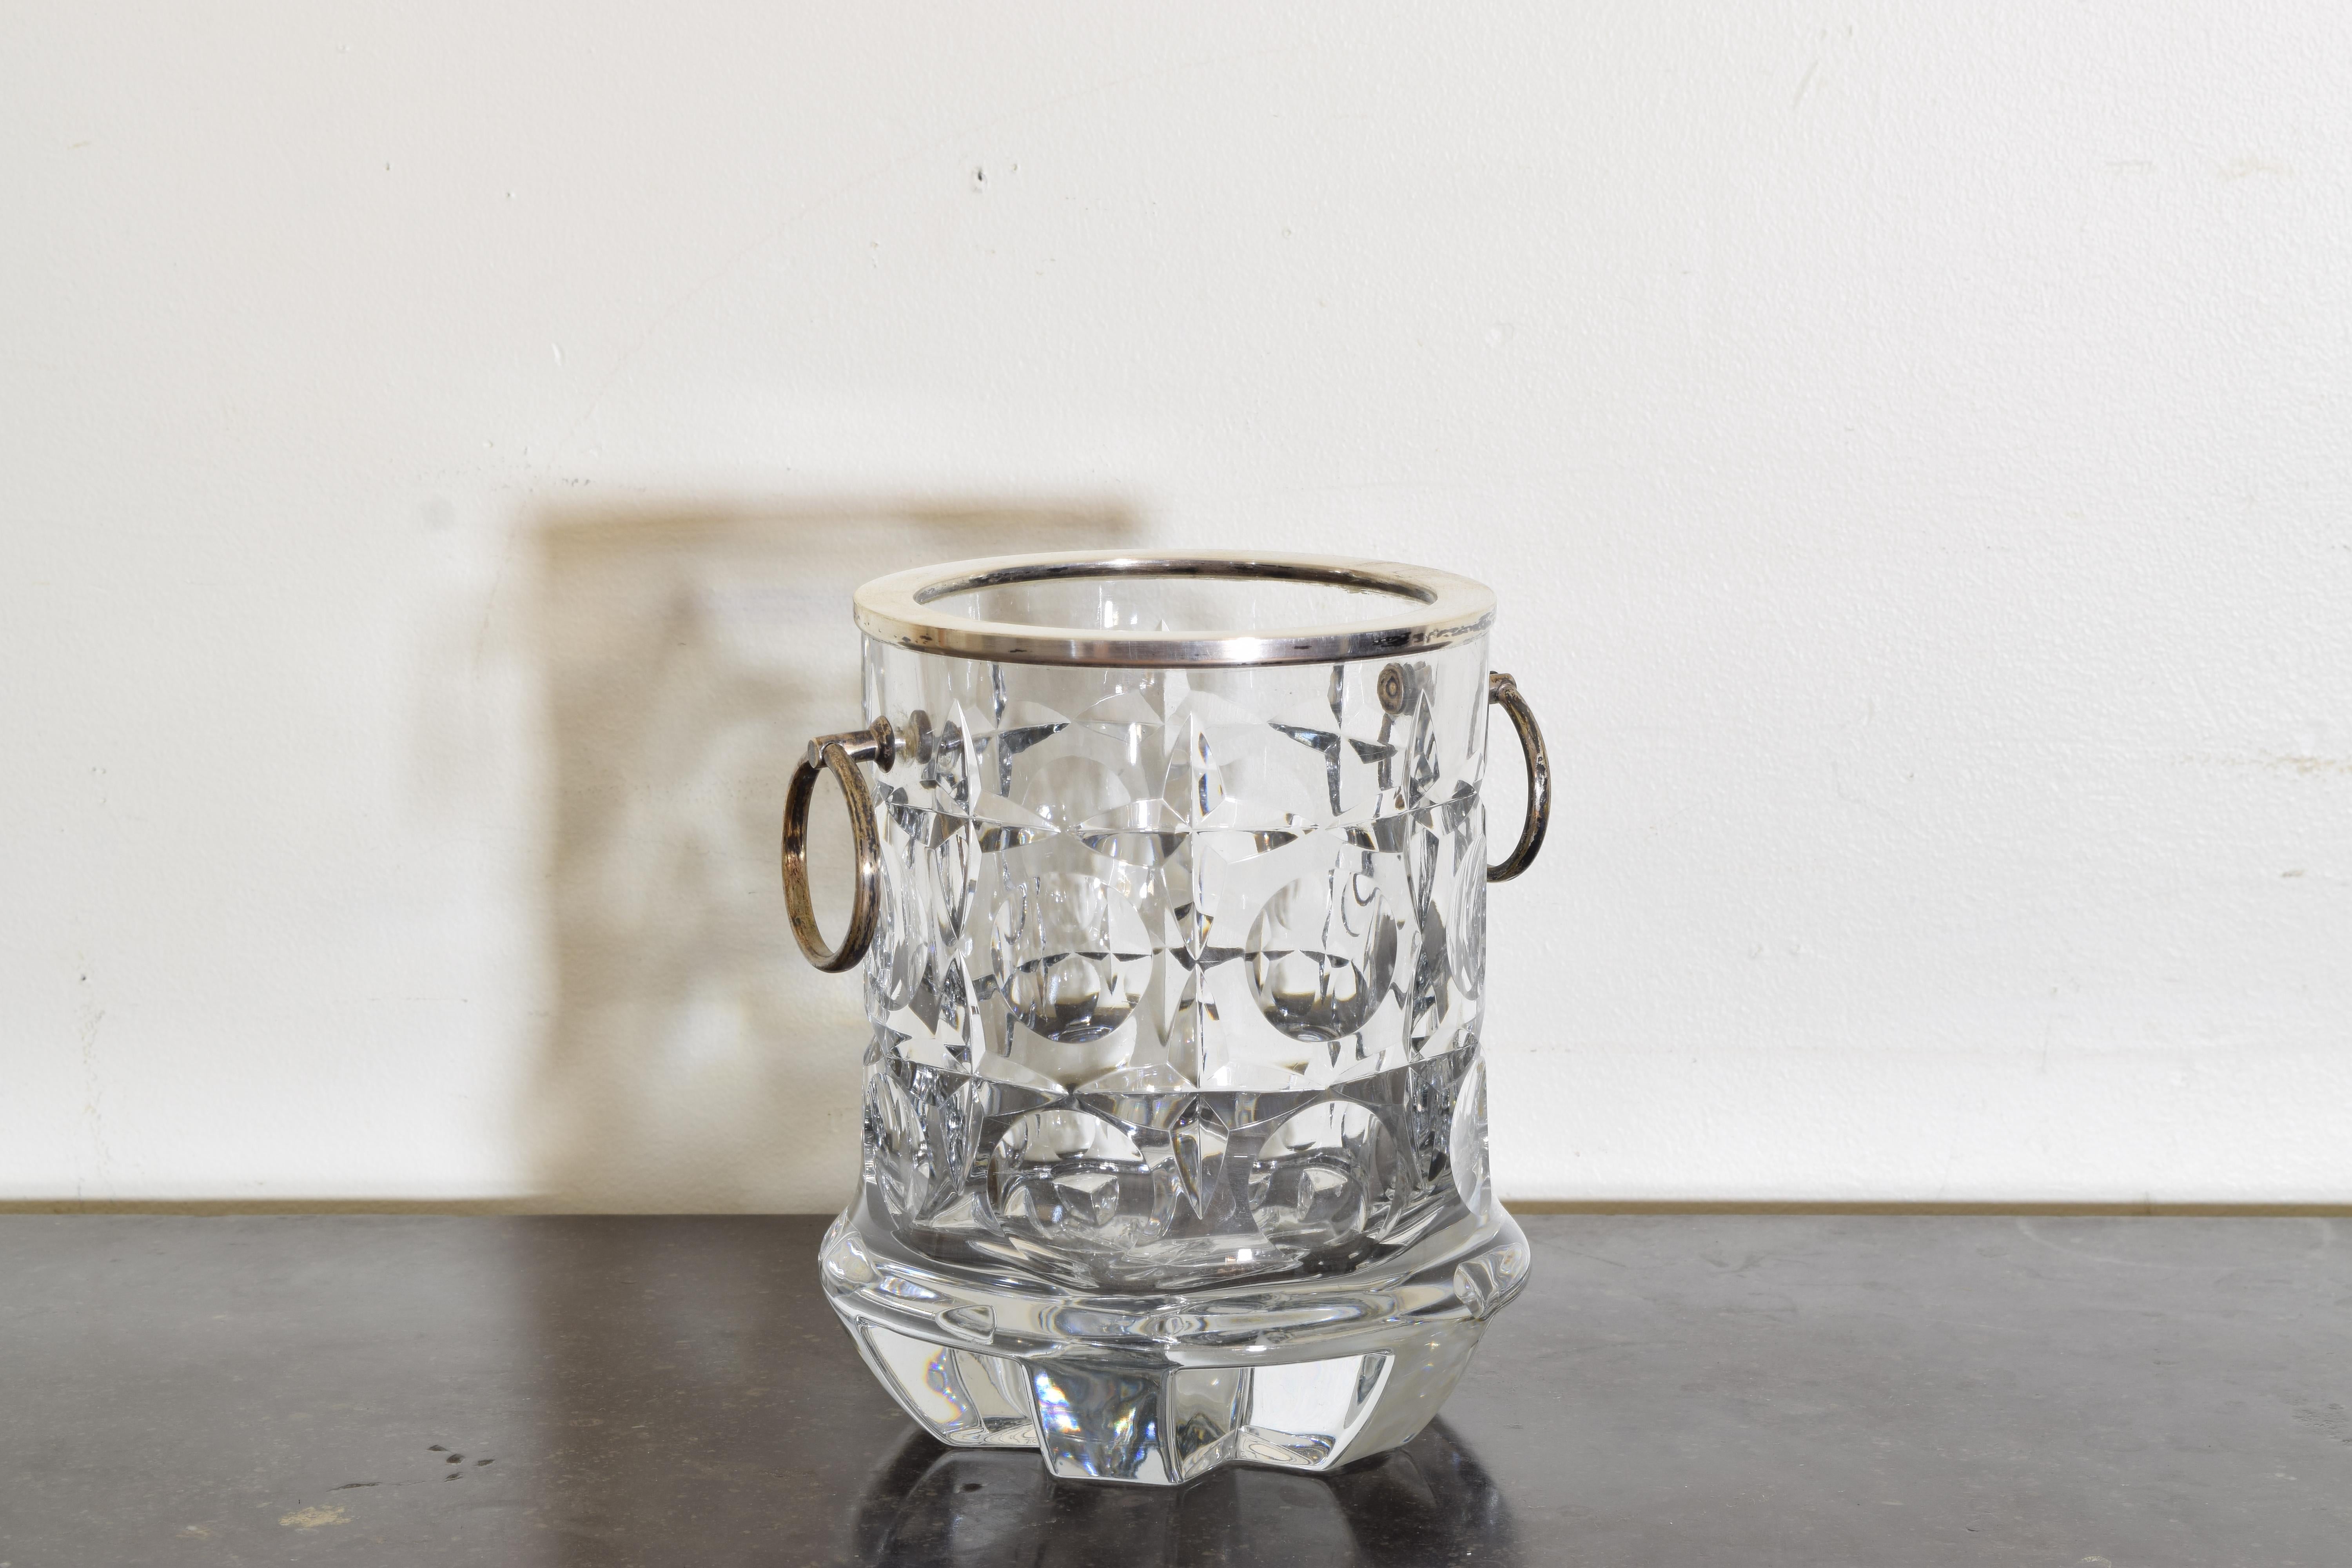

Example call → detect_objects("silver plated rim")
853 549 1495 667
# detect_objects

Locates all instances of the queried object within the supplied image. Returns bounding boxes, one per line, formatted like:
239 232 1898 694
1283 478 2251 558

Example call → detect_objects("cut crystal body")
820 561 1529 1483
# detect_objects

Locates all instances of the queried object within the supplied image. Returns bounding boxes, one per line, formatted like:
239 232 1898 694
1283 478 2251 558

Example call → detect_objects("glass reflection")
845 1418 1518 1568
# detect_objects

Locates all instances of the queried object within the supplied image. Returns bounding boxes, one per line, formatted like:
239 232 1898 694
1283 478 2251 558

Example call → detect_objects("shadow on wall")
531 500 1140 1213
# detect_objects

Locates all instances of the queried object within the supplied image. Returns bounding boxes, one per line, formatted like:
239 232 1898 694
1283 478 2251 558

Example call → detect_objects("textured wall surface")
4 3 2347 1206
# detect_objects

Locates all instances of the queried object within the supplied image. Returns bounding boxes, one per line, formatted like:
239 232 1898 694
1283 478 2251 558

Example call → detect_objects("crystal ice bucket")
783 550 1549 1485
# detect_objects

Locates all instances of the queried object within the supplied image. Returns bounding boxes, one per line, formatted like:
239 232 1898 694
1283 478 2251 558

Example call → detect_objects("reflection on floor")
844 1419 1516 1567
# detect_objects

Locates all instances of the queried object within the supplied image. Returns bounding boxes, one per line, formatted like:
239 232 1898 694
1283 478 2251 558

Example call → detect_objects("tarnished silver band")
852 549 1496 668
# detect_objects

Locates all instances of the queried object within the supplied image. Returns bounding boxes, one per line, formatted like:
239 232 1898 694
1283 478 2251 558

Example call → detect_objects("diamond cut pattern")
855 641 1493 1290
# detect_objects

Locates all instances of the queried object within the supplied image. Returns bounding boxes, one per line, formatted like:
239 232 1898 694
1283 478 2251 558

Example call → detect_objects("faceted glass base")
821 1197 1529 1485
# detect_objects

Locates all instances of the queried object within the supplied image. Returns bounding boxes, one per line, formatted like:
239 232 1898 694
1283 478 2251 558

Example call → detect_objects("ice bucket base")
820 1202 1530 1485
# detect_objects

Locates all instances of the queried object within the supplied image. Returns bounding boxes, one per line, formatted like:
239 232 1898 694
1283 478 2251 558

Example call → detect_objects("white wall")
4 2 2347 1207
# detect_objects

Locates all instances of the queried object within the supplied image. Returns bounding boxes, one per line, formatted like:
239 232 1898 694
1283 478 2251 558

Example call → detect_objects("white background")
5 3 2347 1207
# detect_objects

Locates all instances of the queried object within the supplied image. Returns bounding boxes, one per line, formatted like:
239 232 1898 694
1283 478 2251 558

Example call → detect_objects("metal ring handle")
1486 672 1550 882
781 719 894 973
